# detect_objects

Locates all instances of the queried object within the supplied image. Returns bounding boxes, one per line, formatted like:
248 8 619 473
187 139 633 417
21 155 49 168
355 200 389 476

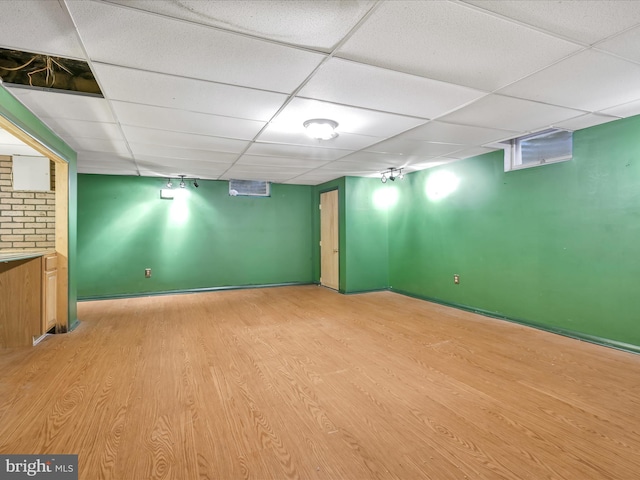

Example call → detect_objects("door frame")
319 189 339 290
0 103 73 332
316 184 344 292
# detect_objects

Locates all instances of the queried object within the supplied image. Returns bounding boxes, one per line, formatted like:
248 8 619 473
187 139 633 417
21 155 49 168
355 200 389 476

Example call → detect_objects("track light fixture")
164 176 199 190
380 167 404 183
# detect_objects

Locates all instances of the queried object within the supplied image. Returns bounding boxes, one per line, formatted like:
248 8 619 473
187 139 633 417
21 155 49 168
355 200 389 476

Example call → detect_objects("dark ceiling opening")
0 48 102 96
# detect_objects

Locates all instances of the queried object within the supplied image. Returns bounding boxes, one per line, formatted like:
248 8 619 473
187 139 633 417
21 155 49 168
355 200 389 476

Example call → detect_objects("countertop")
0 250 53 263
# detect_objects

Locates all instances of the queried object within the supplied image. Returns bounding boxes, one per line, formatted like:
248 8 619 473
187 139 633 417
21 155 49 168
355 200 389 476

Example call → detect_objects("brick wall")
0 155 56 250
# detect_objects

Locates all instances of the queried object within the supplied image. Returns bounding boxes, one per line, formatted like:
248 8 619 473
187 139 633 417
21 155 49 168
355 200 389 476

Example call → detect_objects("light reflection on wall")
168 187 191 225
373 186 399 210
425 170 460 201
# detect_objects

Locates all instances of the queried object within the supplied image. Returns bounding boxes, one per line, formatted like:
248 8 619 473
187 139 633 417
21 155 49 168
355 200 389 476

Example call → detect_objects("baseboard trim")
78 282 314 302
343 288 389 295
390 288 640 355
68 318 81 331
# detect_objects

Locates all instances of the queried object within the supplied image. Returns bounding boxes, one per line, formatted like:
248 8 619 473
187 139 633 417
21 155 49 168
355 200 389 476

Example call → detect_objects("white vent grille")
229 179 270 197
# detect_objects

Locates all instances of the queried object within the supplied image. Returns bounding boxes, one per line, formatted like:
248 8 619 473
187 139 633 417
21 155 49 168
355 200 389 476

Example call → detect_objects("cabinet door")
43 270 57 332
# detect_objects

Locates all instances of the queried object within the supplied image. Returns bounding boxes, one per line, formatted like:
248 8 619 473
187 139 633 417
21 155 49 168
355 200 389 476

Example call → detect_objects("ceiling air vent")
229 179 270 197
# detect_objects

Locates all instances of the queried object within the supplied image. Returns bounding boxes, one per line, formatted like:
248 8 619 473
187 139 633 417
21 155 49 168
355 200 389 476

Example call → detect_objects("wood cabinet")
0 255 42 348
42 253 57 333
0 251 58 347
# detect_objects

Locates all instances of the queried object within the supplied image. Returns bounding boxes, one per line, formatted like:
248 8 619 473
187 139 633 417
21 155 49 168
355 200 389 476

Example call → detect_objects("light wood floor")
1 286 639 479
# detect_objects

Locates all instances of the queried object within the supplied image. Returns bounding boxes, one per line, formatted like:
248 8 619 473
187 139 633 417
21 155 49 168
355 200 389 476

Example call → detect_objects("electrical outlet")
145 268 151 278
454 274 460 284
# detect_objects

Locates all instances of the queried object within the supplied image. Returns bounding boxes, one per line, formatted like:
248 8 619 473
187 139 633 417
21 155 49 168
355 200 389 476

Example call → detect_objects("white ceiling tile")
265 97 426 139
246 143 351 161
400 121 520 145
77 157 137 170
366 138 464 157
331 151 411 170
282 178 334 186
0 145 42 156
76 151 134 164
282 172 343 185
112 101 265 140
221 165 311 182
7 88 116 123
223 164 311 175
446 146 499 160
93 63 288 121
235 154 329 168
129 143 239 164
314 164 375 176
0 128 42 156
257 127 382 151
136 155 232 172
105 0 376 52
137 167 221 180
121 126 248 153
0 128 26 146
438 94 583 132
37 117 122 141
66 1 325 93
552 113 620 132
597 25 640 63
323 164 394 176
498 50 640 112
336 1 582 91
77 167 138 176
406 158 459 170
66 137 131 156
464 0 640 45
4 1 638 185
298 58 487 118
0 1 85 58
600 99 640 118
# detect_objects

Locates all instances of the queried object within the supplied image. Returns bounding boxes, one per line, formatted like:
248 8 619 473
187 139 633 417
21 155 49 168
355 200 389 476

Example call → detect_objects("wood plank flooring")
1 285 639 479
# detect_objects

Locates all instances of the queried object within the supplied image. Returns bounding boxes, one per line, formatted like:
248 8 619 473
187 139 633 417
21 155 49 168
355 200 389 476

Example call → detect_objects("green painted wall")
0 85 78 329
312 176 389 293
343 176 389 293
77 175 313 297
389 115 640 349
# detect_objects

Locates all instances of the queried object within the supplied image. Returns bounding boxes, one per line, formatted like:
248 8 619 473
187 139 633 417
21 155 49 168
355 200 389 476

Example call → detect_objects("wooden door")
320 190 339 290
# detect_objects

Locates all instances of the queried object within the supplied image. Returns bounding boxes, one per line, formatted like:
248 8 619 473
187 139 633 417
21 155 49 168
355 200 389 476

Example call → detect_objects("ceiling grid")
0 0 639 184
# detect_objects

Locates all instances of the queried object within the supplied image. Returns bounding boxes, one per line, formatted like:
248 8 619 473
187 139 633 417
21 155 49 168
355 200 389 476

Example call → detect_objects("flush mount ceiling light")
303 119 339 140
381 167 404 183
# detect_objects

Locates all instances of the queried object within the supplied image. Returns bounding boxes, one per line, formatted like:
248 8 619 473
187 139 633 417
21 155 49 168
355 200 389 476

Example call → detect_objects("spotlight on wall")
166 178 173 188
303 118 339 140
179 175 186 188
380 167 404 183
193 179 199 188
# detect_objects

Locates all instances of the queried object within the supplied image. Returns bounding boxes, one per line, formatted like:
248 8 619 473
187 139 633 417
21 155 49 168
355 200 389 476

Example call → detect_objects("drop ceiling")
1 0 640 185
